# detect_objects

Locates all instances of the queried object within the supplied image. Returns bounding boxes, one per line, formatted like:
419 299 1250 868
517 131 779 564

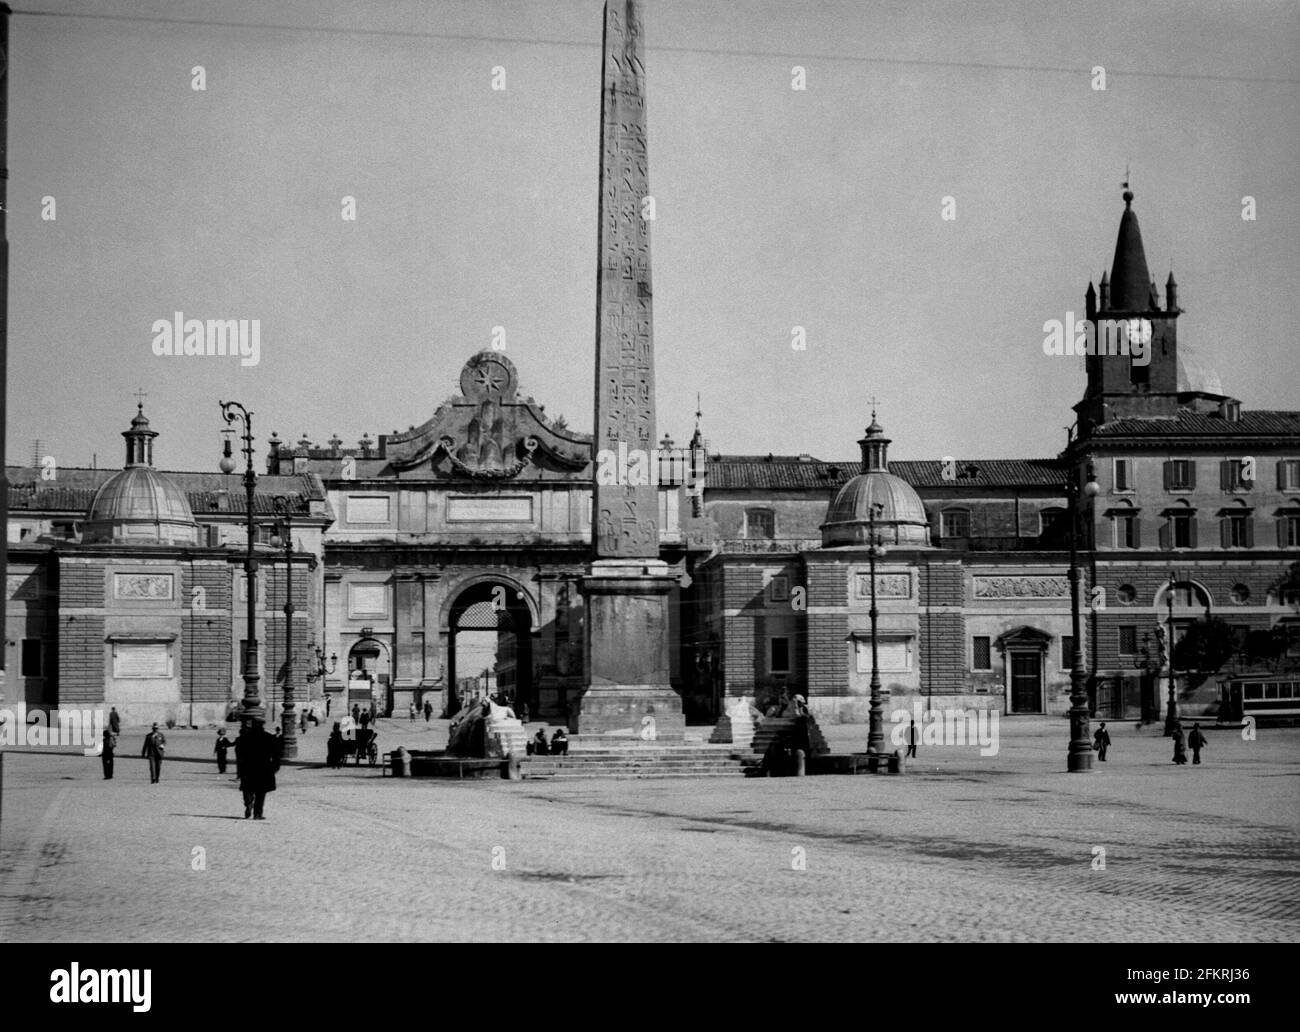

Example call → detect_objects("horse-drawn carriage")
327 721 379 767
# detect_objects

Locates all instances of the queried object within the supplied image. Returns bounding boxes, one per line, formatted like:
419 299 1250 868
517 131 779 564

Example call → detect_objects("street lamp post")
271 496 298 759
1164 571 1180 736
1066 426 1100 772
219 401 264 729
866 502 888 758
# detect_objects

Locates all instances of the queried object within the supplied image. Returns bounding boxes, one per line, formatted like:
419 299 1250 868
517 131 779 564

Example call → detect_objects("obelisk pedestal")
572 0 686 742
576 558 684 741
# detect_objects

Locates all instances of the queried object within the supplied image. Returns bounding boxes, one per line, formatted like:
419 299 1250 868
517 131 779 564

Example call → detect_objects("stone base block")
570 685 685 742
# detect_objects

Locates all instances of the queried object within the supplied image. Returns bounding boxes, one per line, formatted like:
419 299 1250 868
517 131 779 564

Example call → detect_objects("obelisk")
574 0 684 741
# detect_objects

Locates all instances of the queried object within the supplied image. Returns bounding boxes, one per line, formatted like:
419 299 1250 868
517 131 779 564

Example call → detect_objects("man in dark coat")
1093 722 1111 761
101 728 117 779
906 719 919 759
108 707 121 735
237 720 281 820
1172 723 1188 765
1187 723 1207 765
141 723 166 783
423 701 433 722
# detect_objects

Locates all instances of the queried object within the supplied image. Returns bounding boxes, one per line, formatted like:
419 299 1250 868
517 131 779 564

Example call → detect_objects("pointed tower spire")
1109 185 1151 311
1166 269 1179 312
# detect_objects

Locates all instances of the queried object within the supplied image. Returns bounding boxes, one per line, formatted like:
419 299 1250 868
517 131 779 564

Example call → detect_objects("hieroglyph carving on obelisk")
593 0 658 559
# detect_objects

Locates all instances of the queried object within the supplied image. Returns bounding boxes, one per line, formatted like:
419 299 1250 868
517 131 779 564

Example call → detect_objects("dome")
820 415 931 548
85 467 198 545
1176 344 1225 398
82 403 199 546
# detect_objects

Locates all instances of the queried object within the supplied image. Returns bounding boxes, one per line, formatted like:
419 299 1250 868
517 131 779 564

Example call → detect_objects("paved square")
1 718 1296 942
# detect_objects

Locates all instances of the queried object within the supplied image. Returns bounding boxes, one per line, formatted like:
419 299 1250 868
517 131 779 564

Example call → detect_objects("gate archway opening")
447 582 534 718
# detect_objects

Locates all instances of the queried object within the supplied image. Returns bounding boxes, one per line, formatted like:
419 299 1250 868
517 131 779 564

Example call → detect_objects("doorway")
1009 651 1043 713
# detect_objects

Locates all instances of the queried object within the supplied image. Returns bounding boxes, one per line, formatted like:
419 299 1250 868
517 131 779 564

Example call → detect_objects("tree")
1171 616 1238 675
1241 627 1291 673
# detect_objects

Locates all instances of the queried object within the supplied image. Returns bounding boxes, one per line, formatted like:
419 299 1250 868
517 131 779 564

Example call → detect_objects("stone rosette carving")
972 575 1070 599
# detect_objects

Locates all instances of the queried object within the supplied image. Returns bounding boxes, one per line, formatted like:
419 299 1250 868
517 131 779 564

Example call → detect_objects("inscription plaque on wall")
446 496 533 523
854 573 911 599
972 575 1070 599
112 643 171 678
346 496 390 524
349 584 389 618
113 573 174 600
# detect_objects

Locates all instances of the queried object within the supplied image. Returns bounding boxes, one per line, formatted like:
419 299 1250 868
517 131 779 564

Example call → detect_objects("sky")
6 0 1300 472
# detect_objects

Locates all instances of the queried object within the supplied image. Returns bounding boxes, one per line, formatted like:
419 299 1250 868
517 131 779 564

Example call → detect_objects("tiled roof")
5 467 327 515
890 459 1067 488
706 457 1067 490
1090 410 1300 438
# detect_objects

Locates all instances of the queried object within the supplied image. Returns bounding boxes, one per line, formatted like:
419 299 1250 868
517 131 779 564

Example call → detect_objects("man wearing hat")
237 718 281 820
141 723 167 783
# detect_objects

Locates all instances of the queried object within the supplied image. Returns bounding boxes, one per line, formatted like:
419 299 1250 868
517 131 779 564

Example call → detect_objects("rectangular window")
770 637 790 674
1221 458 1253 492
941 510 970 538
21 639 44 677
767 575 790 602
1118 625 1137 657
746 509 775 540
1115 514 1139 548
1165 459 1195 491
1172 514 1193 549
1061 636 1075 668
972 636 992 670
1222 514 1252 548
1279 515 1300 548
1113 458 1133 493
1277 459 1300 492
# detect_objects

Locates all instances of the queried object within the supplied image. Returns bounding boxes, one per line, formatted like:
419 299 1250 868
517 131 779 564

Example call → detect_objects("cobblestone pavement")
0 718 1296 942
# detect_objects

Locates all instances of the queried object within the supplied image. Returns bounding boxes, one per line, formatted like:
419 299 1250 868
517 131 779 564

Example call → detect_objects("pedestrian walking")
108 706 121 735
214 728 235 774
368 702 377 724
236 719 281 820
359 708 370 730
409 702 416 721
1172 723 1188 765
1188 723 1207 765
423 700 432 722
101 728 117 779
906 719 918 759
299 708 308 734
351 703 361 725
325 696 332 718
1093 722 1111 761
141 723 166 783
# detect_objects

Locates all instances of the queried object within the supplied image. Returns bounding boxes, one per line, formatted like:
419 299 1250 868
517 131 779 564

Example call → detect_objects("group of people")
1091 720 1208 765
525 727 568 756
407 700 436 721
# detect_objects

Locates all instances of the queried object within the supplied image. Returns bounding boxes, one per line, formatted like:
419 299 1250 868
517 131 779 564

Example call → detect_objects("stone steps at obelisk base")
523 744 751 779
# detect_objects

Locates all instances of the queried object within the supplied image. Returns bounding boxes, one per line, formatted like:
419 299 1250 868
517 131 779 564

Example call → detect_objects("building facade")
6 191 1299 728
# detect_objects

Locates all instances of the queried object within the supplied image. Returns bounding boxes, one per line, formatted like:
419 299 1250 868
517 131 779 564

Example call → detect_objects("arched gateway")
446 581 535 718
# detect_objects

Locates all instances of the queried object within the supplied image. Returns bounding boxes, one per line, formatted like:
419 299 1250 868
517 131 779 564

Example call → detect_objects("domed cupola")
820 412 931 548
83 403 199 546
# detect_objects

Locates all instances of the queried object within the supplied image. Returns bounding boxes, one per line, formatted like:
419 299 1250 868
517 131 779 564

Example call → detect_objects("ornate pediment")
995 625 1054 649
385 352 592 477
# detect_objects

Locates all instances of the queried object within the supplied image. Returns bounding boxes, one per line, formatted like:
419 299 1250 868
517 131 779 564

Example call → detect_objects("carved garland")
440 435 539 480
